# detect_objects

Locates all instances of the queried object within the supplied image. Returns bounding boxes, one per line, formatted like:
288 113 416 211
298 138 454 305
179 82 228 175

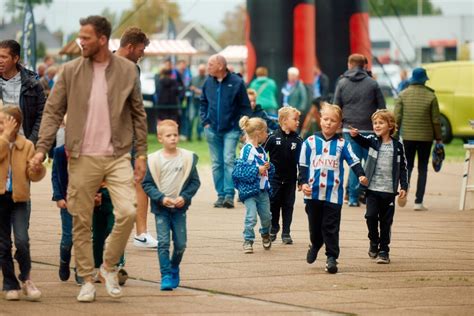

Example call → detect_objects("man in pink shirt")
31 16 147 302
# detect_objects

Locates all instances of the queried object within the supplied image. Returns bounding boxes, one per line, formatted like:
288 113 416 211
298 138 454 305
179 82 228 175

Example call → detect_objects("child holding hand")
0 107 45 301
350 109 408 264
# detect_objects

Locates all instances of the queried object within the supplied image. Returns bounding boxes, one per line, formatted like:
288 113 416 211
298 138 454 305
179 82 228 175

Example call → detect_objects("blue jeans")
155 210 187 276
0 194 31 290
60 208 73 265
243 191 272 241
205 127 240 199
344 132 371 204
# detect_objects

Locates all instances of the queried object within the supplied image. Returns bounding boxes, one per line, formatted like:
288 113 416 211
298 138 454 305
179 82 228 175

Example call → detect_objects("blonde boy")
263 106 302 244
141 120 200 290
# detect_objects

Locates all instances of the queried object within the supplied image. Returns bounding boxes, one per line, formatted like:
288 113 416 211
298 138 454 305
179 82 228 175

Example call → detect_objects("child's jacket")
232 158 275 202
142 148 200 213
351 134 408 194
0 134 45 202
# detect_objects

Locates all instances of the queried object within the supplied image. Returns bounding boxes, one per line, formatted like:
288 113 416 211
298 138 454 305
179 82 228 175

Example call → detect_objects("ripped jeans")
154 209 187 276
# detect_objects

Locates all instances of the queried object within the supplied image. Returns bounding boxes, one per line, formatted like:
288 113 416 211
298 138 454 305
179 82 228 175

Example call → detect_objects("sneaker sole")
77 293 96 302
133 241 158 248
376 259 390 264
368 252 378 259
243 249 253 254
325 266 338 274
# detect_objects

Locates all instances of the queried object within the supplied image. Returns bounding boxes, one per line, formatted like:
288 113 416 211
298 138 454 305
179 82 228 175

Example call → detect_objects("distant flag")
167 17 176 64
21 1 37 72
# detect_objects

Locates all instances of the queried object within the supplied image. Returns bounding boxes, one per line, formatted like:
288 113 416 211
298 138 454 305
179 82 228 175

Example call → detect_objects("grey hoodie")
333 67 386 131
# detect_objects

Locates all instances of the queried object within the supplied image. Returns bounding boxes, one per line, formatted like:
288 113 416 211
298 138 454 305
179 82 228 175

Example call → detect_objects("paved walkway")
0 163 473 315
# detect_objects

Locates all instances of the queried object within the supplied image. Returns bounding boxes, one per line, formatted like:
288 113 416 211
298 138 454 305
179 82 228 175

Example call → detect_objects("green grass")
146 134 467 165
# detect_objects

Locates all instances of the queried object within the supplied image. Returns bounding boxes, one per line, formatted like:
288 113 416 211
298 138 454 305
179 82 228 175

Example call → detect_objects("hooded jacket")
0 65 45 144
333 67 386 131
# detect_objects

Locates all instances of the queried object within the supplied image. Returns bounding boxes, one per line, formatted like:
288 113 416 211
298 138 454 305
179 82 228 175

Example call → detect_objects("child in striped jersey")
299 103 368 274
234 116 273 254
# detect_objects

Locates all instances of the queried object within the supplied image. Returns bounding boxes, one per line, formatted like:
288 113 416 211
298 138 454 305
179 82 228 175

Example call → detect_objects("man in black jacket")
0 40 45 145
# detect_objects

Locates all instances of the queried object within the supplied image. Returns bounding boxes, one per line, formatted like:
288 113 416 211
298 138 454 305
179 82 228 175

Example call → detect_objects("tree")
217 4 246 47
113 0 180 38
4 0 53 22
368 0 442 17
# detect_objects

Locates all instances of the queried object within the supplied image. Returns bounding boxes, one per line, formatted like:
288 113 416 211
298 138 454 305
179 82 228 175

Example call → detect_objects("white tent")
219 45 247 62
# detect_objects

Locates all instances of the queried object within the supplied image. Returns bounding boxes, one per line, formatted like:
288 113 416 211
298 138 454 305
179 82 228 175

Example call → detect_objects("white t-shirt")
158 152 184 199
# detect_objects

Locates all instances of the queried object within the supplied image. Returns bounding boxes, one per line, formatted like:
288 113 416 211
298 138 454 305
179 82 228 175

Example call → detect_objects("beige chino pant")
67 154 136 278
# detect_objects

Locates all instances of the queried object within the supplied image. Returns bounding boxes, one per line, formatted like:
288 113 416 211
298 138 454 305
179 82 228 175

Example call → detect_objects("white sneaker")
133 232 158 248
99 265 122 298
77 282 96 302
5 290 20 301
414 203 428 211
22 280 41 301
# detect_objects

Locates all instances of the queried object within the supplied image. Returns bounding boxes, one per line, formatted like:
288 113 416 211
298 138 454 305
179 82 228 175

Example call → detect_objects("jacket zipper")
217 82 221 131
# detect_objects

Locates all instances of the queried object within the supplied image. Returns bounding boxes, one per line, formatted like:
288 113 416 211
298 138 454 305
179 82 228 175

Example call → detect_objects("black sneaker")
376 251 390 264
270 233 277 242
74 267 84 286
325 257 338 274
213 197 225 208
368 244 379 259
306 245 318 264
262 234 272 250
59 260 70 281
223 198 234 208
282 234 293 245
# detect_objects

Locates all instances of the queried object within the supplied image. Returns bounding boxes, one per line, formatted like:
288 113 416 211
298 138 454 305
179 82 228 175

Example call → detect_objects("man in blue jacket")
200 55 252 208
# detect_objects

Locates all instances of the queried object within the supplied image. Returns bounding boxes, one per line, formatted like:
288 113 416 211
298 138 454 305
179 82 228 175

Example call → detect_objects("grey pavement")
0 162 473 315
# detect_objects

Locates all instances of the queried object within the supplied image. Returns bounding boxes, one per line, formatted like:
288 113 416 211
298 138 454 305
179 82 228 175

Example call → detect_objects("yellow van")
423 61 474 143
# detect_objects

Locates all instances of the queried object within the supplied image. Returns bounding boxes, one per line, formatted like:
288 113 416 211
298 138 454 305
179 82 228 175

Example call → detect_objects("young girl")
0 107 45 301
299 103 367 274
233 116 274 254
350 109 408 264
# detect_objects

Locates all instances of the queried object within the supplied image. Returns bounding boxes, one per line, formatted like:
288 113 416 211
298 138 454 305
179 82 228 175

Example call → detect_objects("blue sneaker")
171 267 180 289
160 274 173 291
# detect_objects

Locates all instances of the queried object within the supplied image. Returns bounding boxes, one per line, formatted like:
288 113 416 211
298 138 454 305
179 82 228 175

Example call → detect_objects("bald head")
207 54 227 79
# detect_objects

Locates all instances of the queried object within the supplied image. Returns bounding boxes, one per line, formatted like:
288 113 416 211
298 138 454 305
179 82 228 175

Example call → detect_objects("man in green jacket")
394 67 442 211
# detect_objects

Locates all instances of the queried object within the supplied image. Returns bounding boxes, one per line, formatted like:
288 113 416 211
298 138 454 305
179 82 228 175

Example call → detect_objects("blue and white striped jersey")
299 133 361 205
240 143 270 190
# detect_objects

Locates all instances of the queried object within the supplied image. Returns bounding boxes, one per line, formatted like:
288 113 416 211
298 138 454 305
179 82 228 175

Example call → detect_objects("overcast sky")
0 0 472 35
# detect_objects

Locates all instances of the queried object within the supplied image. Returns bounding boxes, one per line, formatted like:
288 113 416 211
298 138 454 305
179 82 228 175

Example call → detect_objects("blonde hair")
287 67 299 76
278 106 300 125
320 102 342 121
371 109 398 136
247 88 257 98
239 116 267 138
1 106 23 127
157 119 179 135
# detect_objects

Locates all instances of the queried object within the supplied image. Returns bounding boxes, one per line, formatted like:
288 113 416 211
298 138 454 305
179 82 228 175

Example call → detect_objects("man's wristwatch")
136 155 147 161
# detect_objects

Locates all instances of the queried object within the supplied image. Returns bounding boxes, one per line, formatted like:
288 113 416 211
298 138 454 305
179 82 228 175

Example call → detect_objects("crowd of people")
0 14 443 303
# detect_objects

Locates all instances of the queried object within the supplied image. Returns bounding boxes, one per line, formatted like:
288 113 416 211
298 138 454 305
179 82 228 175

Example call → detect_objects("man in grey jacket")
333 54 386 206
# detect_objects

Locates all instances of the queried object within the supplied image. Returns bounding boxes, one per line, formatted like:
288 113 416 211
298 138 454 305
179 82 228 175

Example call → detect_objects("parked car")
423 61 474 143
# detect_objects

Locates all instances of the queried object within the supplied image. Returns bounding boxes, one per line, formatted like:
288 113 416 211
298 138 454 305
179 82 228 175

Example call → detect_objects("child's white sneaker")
77 282 96 302
22 280 41 301
5 290 20 301
414 203 428 211
133 232 158 248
